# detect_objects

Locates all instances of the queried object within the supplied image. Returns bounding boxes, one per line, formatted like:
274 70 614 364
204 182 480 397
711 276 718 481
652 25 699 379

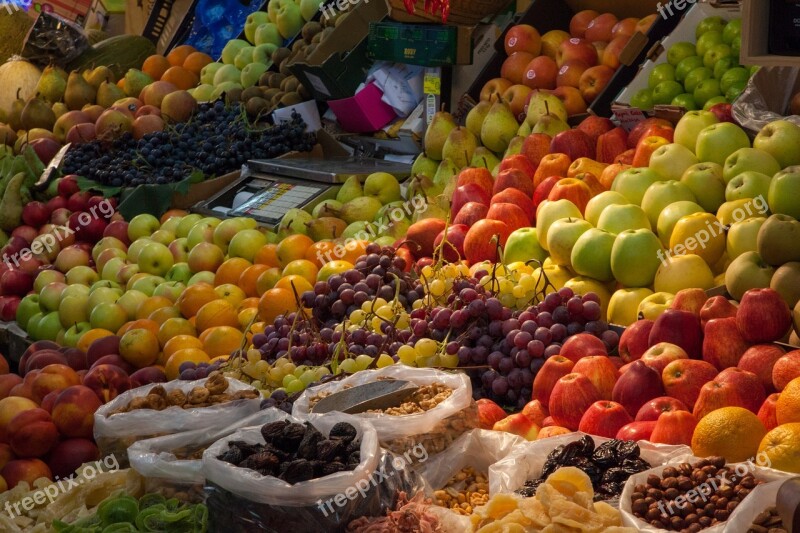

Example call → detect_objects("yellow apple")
638 292 675 321
669 212 726 266
608 288 654 326
654 254 715 294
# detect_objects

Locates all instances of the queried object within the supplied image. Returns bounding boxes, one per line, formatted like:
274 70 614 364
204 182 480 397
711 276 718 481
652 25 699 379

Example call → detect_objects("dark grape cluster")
62 103 316 187
178 359 225 380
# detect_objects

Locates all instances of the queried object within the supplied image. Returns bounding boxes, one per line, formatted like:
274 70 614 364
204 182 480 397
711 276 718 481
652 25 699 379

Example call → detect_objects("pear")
338 196 383 224
311 198 342 218
0 173 24 231
470 147 500 170
432 158 459 196
278 207 313 236
20 96 56 131
526 91 568 126
406 174 437 201
305 217 347 240
465 101 491 139
52 102 68 118
517 121 532 136
342 221 377 240
441 126 478 169
335 175 362 203
123 69 152 98
504 136 524 158
84 66 115 89
412 198 449 222
36 66 67 103
96 81 126 108
411 152 438 181
64 71 96 111
423 109 456 160
532 113 570 136
480 100 518 154
8 89 25 131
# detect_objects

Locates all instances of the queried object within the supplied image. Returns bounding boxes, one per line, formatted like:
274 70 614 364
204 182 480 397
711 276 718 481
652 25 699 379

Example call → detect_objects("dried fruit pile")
516 436 651 501
217 421 362 484
748 506 787 533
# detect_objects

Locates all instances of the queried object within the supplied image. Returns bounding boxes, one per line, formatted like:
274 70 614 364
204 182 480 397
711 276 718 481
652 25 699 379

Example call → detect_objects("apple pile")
480 10 657 120
630 16 752 111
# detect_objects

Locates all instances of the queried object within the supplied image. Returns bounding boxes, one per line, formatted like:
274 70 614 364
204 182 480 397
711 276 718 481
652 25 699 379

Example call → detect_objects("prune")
347 451 361 466
283 459 315 484
218 448 243 465
227 440 261 458
261 421 290 444
316 439 345 462
322 462 348 476
345 440 361 456
297 423 323 459
275 423 306 452
329 422 358 442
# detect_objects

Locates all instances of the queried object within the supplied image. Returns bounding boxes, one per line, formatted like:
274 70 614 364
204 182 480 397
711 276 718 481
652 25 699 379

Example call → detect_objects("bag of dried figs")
127 409 285 502
489 432 693 505
201 412 425 532
292 366 477 458
94 375 261 466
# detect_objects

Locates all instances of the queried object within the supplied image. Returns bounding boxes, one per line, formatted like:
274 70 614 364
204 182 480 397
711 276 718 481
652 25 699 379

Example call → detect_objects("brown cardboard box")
741 0 800 67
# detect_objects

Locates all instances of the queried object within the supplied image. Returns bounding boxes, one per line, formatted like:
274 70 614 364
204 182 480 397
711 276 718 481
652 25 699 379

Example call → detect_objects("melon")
0 58 41 115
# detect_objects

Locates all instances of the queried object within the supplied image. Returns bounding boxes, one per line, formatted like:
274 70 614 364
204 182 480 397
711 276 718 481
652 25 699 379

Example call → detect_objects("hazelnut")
696 459 710 468
739 488 751 498
646 508 661 521
681 503 696 517
742 476 757 489
671 516 685 529
663 467 679 478
650 520 662 527
714 509 729 521
699 515 713 527
687 524 702 533
704 503 716 515
635 483 648 494
644 497 656 507
684 513 698 524
679 463 693 475
678 477 694 491
727 500 738 513
648 474 662 487
692 470 707 483
717 497 729 509
663 477 679 489
665 488 681 499
719 485 735 499
647 488 664 500
710 456 726 468
632 499 648 515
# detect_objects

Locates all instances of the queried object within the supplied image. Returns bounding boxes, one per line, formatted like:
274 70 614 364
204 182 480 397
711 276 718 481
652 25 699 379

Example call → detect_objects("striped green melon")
68 35 156 80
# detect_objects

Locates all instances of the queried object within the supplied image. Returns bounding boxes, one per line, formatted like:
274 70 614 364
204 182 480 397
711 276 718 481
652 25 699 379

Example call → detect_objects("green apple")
630 88 654 111
188 271 215 285
221 39 250 65
276 0 304 39
187 222 216 249
684 67 713 94
34 270 65 294
90 280 121 292
244 11 271 44
241 62 268 88
176 213 203 238
649 143 700 181
703 96 728 110
585 191 630 227
769 166 800 218
723 147 781 183
671 93 697 110
63 321 91 348
713 57 740 79
39 281 66 312
27 312 44 340
757 214 800 265
612 168 661 205
213 65 242 86
753 120 800 169
676 56 705 82
641 181 697 228
611 229 664 287
726 80 746 102
89 302 128 332
128 213 160 242
16 295 41 332
546 218 593 266
608 288 654 326
656 200 705 246
504 227 547 264
116 289 148 321
87 287 122 311
674 110 718 152
65 265 99 286
726 171 772 202
654 254 715 294
535 199 583 250
720 67 750 93
267 0 279 22
727 217 767 260
200 62 224 85
234 46 255 70
252 43 277 64
37 311 64 342
703 43 732 69
697 16 726 38
138 242 174 276
229 229 268 262
695 122 751 166
597 204 651 234
131 275 165 297
62 283 90 300
725 251 775 300
126 238 152 264
571 228 616 282
667 42 697 66
254 22 282 46
693 78 722 108
649 63 677 89
718 199 764 226
696 30 724 57
653 81 684 105
722 19 742 44
101 258 126 282
153 281 185 302
58 293 89 328
364 172 402 204
166 262 193 284
732 35 742 57
300 0 322 19
681 162 726 212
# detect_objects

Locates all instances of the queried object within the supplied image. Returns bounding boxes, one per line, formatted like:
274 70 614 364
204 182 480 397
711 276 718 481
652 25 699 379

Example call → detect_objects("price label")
424 74 441 95
612 105 647 131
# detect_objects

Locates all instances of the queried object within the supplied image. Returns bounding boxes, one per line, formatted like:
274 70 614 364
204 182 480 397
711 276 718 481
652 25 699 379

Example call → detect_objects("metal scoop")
311 379 418 414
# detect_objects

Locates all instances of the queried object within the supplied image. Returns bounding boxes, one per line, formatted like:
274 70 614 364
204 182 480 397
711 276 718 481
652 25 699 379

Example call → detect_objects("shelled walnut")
366 383 453 415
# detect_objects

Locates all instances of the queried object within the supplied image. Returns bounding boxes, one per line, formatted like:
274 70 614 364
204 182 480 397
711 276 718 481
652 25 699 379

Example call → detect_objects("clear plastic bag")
94 376 261 466
127 409 285 503
489 432 693 503
732 66 800 133
201 411 425 532
21 13 89 67
292 366 478 456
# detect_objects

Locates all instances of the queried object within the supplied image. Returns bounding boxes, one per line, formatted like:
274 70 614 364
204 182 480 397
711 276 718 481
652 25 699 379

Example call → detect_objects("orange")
177 283 218 318
117 78 126 90
161 66 198 90
282 259 318 285
166 44 197 67
691 406 766 463
274 274 313 296
238 297 259 310
142 54 171 80
238 307 259 328
77 328 115 353
757 423 800 474
165 348 210 380
305 240 337 268
163 335 204 360
117 318 160 337
275 234 314 268
255 267 282 295
340 239 369 264
258 287 297 323
183 51 213 75
195 299 239 331
210 355 229 365
148 306 182 325
136 296 174 320
202 326 244 357
239 264 270 297
215 284 247 307
777 377 800 425
250 321 266 336
215 257 252 286
119 328 161 368
254 243 280 267
160 209 188 224
157 317 197 347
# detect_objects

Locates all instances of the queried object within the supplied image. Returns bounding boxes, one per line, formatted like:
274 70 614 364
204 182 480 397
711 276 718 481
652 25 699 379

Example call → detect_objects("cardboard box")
741 0 800 67
85 0 125 34
327 82 398 132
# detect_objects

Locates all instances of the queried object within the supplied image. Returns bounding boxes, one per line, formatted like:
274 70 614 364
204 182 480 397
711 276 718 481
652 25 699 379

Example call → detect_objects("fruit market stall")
1 0 800 531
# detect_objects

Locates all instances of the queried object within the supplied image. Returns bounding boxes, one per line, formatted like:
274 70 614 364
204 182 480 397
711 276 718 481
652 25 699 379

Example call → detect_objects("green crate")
367 22 458 66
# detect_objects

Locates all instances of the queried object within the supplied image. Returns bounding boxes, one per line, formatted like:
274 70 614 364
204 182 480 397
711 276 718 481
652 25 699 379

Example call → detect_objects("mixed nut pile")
366 383 453 415
433 466 490 515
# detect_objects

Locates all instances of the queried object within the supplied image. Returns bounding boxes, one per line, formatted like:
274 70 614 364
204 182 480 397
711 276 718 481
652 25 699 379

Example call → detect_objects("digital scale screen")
230 179 330 226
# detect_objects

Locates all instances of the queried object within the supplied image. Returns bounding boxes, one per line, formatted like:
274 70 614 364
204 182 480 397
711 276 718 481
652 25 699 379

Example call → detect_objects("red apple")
616 420 656 441
703 317 750 370
501 52 537 85
556 59 589 88
714 367 765 414
532 355 575 406
579 65 615 104
463 219 511 264
635 396 689 422
557 38 598 68
477 398 507 430
491 189 535 224
641 342 689 376
548 372 600 430
405 219 447 259
618 319 654 363
533 176 562 210
738 344 785 393
570 10 600 39
456 167 493 197
757 393 780 431
577 116 615 145
547 178 593 214
498 154 537 181
603 35 632 69
520 132 552 168
480 78 514 102
693 380 748 419
572 355 618 400
502 84 534 120
662 359 719 410
433 224 468 263
552 86 588 116
550 129 595 160
559 333 607 364
612 360 665 417
736 288 792 343
628 118 673 149
709 103 734 123
505 24 543 56
650 410 697 446
649 309 703 360
522 56 558 90
671 288 709 317
699 295 738 330
21 202 51 227
586 13 618 42
451 183 491 218
596 127 629 164
493 413 539 440
773 350 800 391
485 203 530 233
578 400 632 438
453 202 489 227
493 168 534 197
521 399 549 427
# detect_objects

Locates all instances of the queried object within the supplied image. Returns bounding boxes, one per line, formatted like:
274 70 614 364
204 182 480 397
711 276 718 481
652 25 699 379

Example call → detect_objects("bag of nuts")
722 477 796 533
127 409 286 503
94 374 262 466
292 366 477 457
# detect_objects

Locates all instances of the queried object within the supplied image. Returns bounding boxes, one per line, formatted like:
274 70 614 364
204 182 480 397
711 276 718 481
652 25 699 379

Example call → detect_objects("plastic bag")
489 432 693 503
732 66 800 133
21 12 89 67
618 456 792 532
202 411 425 532
293 366 478 456
94 376 261 466
127 409 285 502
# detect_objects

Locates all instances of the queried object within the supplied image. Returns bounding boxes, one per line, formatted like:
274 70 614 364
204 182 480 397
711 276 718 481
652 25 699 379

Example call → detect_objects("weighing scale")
193 156 412 231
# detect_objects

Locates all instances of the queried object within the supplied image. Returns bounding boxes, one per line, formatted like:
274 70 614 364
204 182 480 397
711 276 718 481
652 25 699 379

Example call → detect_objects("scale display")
229 178 330 226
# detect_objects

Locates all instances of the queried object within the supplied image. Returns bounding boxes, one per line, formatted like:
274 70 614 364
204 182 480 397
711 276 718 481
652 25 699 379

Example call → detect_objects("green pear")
51 102 68 118
504 136 524 158
517 120 532 136
306 217 347 240
342 221 377 240
480 100 518 153
96 80 125 108
532 114 570 136
470 147 500 170
411 152 438 181
122 69 152 98
432 158 459 196
64 71 97 110
339 196 383 224
336 175 363 203
312 199 342 218
36 66 67 103
465 100 490 139
423 109 456 160
441 126 477 168
8 89 25 131
20 96 56 131
278 207 313 236
84 66 114 89
254 22 283 47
